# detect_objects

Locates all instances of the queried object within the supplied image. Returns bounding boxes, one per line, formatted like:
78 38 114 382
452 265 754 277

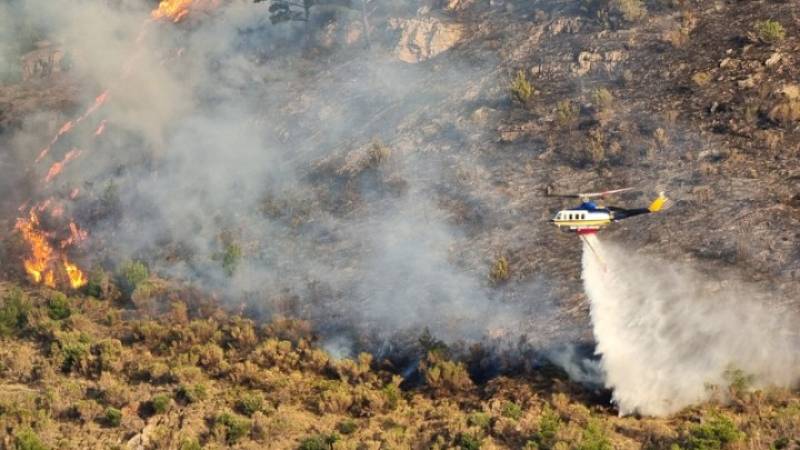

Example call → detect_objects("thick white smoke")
582 234 800 416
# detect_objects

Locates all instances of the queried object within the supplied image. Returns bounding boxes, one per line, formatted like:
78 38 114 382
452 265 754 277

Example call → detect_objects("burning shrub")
0 287 32 337
47 292 71 320
755 20 785 44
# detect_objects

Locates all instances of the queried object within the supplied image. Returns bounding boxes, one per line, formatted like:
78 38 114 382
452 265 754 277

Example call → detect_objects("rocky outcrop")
388 17 464 63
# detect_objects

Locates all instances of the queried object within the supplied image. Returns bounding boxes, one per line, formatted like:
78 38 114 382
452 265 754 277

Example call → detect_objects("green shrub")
468 412 491 429
179 439 202 450
104 407 122 427
556 100 579 126
755 20 785 43
578 420 612 450
383 383 401 410
338 419 358 435
299 433 339 450
236 391 264 417
214 243 242 277
511 70 534 103
216 412 251 444
501 401 523 421
456 432 482 450
533 404 562 449
59 333 91 373
685 414 744 450
177 383 208 404
151 394 171 414
47 292 71 320
0 287 31 336
489 256 510 285
592 88 614 110
612 0 646 22
14 427 48 450
117 261 149 296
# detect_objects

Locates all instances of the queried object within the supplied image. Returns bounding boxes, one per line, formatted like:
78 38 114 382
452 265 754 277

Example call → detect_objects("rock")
765 52 782 68
388 17 464 63
470 106 499 125
20 41 66 81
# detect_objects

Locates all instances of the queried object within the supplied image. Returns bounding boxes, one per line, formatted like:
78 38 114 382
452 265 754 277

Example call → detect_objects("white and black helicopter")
548 187 669 236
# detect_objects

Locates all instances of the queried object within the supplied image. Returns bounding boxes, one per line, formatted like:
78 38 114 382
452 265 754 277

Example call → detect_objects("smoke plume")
582 234 800 416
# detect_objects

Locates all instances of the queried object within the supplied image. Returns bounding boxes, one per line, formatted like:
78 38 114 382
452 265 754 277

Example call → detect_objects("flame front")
64 259 88 289
15 211 56 287
152 0 194 22
14 210 87 289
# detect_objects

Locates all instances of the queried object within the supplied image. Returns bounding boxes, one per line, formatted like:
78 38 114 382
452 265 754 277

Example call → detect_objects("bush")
685 414 744 450
755 20 785 43
456 432 482 450
47 292 71 320
58 333 91 373
236 391 264 417
179 439 202 450
533 404 562 449
117 261 149 296
338 419 358 435
299 433 339 450
489 256 510 285
468 412 491 430
611 0 646 22
14 427 48 450
216 412 251 444
0 287 31 337
592 88 614 110
151 394 171 414
510 70 534 103
383 383 401 410
177 383 208 404
578 420 612 450
104 407 122 427
501 401 523 421
556 100 579 126
213 243 242 277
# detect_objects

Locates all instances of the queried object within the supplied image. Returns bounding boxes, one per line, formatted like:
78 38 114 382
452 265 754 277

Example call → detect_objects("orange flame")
152 0 193 22
64 259 88 289
14 210 87 289
94 120 107 136
44 148 81 183
15 211 55 286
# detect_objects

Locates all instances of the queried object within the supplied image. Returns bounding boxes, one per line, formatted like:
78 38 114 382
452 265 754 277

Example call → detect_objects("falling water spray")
582 234 800 416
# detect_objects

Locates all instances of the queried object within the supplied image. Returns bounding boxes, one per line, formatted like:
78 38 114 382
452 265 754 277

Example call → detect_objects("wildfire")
44 148 82 183
14 210 88 290
152 0 194 22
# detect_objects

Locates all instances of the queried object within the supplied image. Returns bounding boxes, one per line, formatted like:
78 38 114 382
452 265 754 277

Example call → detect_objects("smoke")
0 0 582 358
582 234 800 416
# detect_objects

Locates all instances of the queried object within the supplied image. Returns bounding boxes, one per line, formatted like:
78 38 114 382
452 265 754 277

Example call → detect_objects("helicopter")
549 187 669 236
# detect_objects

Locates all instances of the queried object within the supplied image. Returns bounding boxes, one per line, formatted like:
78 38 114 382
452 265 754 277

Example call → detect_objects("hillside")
0 0 799 448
